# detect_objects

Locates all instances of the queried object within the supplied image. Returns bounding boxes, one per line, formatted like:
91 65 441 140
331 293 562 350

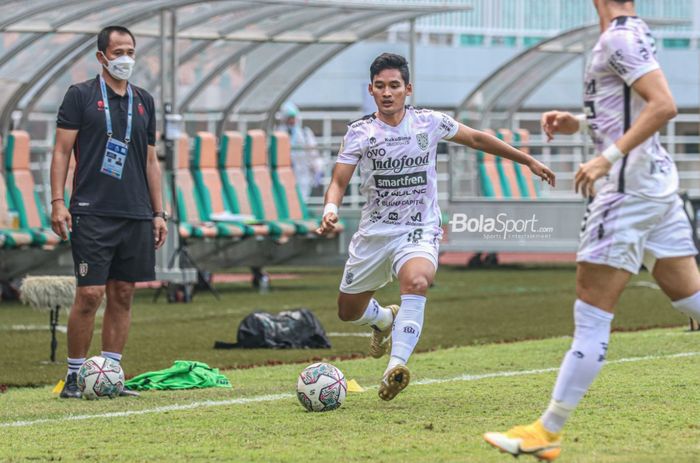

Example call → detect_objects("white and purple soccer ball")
77 356 124 400
296 362 347 412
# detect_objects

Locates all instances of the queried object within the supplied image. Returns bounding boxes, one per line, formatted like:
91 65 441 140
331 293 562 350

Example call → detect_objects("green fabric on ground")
125 360 232 391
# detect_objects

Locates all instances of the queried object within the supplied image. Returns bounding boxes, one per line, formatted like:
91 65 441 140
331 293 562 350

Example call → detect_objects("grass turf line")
1 328 699 462
0 266 687 386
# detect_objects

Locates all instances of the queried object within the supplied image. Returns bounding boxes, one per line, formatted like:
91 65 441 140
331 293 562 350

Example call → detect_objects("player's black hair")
370 53 410 85
97 26 136 53
610 0 634 3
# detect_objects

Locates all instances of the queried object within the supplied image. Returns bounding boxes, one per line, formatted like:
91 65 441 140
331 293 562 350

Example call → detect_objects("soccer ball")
77 356 125 400
296 362 347 412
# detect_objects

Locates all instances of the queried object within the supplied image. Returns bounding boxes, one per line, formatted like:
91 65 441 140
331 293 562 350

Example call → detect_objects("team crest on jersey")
79 261 88 277
416 133 429 151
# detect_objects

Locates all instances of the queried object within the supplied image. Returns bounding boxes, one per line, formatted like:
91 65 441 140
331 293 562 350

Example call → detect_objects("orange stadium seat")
4 131 60 247
217 131 270 237
243 130 296 237
190 132 248 238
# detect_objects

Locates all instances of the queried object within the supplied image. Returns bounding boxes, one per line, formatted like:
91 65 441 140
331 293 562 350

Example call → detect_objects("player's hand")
50 200 72 241
315 212 338 236
575 155 612 197
528 159 556 187
541 111 579 141
153 217 168 249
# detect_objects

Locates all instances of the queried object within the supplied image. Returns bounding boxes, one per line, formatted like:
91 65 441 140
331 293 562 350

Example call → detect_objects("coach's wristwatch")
153 211 169 222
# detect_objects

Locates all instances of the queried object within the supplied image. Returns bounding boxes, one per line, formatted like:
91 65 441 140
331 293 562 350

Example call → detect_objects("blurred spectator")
278 102 325 202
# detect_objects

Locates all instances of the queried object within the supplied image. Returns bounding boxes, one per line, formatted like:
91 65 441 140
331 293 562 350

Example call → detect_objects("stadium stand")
243 130 297 237
475 128 540 199
190 132 252 238
4 131 60 247
269 131 340 235
218 131 271 237
0 139 33 249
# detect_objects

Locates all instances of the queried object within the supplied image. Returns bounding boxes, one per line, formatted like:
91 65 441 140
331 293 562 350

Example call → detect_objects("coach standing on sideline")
50 25 167 398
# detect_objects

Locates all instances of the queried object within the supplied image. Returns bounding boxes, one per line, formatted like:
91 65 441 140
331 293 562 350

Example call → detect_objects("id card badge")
100 138 128 179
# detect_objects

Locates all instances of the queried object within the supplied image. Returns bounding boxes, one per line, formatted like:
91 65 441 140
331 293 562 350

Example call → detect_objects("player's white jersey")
583 16 678 200
337 106 459 238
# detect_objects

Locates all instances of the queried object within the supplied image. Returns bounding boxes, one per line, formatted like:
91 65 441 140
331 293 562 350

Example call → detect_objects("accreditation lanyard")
99 75 133 179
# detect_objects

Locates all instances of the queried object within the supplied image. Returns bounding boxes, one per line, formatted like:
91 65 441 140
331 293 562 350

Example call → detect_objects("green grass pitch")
0 266 698 461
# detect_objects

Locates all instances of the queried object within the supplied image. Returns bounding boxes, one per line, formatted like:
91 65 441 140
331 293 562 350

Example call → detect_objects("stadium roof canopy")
0 0 472 135
456 19 687 129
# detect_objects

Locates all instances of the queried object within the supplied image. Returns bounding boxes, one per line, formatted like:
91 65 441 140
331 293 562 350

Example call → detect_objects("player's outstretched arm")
451 124 556 187
575 70 676 197
316 162 356 236
541 110 581 141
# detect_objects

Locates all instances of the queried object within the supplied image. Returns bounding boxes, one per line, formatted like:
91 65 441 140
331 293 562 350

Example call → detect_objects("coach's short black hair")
609 0 633 3
97 26 136 53
370 53 410 85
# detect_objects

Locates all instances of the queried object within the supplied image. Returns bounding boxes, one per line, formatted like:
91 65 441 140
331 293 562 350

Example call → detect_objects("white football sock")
67 357 85 377
386 294 426 373
350 298 393 331
671 290 700 319
101 351 122 364
541 299 613 433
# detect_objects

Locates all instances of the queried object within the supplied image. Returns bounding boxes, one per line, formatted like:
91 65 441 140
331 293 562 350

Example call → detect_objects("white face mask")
101 52 135 81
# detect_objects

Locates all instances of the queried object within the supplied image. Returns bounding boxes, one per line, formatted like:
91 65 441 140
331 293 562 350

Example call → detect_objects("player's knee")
110 282 135 307
74 287 105 312
402 275 430 295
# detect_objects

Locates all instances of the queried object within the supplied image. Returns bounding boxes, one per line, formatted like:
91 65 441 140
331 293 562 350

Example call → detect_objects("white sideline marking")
1 324 67 333
2 351 698 429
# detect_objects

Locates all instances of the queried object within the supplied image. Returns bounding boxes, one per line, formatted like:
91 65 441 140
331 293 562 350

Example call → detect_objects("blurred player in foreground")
484 1 700 460
316 53 555 401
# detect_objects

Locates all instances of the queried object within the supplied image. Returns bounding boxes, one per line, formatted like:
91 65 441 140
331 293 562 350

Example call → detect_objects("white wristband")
574 114 588 133
601 144 624 164
323 203 339 217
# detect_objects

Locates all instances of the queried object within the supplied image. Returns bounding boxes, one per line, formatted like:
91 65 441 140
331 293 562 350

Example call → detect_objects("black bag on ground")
214 309 331 349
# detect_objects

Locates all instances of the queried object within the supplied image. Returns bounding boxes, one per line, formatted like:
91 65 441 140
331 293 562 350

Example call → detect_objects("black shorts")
71 215 155 287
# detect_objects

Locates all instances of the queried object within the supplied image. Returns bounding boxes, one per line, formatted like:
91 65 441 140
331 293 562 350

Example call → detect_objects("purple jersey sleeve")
336 127 363 165
603 28 660 86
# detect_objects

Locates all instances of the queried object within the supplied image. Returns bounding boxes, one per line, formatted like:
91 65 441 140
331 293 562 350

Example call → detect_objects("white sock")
67 357 85 377
101 351 122 364
386 294 426 373
350 298 393 331
541 299 613 433
671 290 700 319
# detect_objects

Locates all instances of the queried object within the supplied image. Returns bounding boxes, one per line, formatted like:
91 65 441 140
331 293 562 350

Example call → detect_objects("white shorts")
577 192 698 274
340 230 440 294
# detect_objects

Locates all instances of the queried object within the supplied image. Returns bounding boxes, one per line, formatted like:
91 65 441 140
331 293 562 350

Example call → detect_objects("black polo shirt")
56 74 156 220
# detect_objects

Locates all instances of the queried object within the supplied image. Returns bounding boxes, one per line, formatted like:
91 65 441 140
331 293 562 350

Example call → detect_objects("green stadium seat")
495 129 521 199
0 147 33 248
217 131 272 237
4 131 60 247
190 132 250 238
172 134 222 240
512 129 540 198
269 131 339 235
242 130 296 237
476 129 504 198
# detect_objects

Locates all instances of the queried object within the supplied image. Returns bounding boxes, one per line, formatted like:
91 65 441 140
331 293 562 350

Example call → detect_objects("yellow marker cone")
347 379 365 393
52 379 65 394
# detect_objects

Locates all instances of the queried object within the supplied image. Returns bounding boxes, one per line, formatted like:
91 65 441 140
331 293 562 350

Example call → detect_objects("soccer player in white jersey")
484 1 700 460
316 53 555 401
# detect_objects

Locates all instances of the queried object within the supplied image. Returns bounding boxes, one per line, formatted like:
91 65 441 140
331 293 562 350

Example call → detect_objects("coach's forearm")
472 131 533 166
146 149 164 213
613 100 676 154
50 150 70 201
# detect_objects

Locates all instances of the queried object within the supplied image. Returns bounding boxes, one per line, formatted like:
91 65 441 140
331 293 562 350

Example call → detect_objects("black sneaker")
59 373 82 399
119 386 140 398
